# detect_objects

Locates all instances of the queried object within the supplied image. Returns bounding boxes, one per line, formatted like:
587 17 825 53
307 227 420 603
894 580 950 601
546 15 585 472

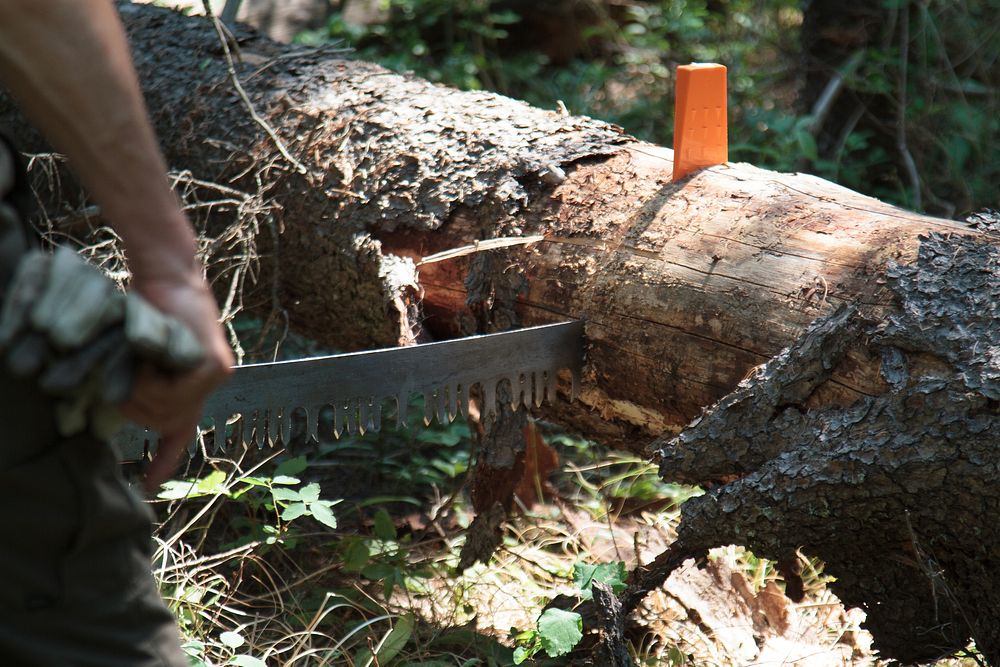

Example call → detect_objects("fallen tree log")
2 3 998 661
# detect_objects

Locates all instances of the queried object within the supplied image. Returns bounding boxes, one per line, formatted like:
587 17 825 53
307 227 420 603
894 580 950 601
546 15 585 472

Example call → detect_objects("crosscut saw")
113 321 584 460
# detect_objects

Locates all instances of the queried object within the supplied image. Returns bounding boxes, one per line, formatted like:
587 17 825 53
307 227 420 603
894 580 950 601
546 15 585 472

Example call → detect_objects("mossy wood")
1 3 998 661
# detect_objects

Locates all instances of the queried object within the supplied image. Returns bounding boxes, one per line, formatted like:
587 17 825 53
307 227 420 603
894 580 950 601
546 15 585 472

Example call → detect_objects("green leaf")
157 470 229 500
490 9 520 24
573 561 628 599
416 422 469 446
270 475 301 485
309 501 338 529
342 539 370 572
238 476 270 488
180 639 206 662
219 631 245 649
373 508 397 541
228 656 267 667
375 614 415 664
667 645 687 666
511 628 538 643
281 502 308 521
299 482 321 502
157 480 198 501
275 455 308 477
361 562 397 580
353 647 374 666
794 124 818 162
196 469 229 494
537 608 583 658
513 644 537 664
271 487 301 502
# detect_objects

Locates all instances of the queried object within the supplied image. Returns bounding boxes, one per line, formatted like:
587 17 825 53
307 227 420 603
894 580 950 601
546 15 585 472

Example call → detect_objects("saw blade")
113 321 584 460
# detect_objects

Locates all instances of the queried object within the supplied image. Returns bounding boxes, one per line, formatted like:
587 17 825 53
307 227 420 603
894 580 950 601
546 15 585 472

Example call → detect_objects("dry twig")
200 0 308 175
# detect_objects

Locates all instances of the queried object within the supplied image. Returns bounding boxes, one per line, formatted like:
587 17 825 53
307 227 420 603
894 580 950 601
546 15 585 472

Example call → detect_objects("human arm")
0 0 234 488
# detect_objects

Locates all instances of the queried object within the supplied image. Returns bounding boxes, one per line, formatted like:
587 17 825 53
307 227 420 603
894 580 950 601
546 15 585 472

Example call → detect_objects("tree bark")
2 3 998 661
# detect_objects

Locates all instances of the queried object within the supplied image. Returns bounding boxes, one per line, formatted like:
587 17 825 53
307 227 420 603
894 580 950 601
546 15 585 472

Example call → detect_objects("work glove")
0 246 205 440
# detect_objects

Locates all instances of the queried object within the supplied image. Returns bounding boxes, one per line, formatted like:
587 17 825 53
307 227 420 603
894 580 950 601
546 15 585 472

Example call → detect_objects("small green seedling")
512 560 627 663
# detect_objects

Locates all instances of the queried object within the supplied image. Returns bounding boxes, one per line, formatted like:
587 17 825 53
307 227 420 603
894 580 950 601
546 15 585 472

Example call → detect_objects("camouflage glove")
0 246 205 439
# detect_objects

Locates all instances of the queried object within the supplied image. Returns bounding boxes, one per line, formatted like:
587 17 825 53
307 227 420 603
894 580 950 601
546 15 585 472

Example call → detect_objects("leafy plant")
513 607 584 664
573 561 627 600
337 507 435 601
353 614 416 666
511 559 628 662
158 455 341 545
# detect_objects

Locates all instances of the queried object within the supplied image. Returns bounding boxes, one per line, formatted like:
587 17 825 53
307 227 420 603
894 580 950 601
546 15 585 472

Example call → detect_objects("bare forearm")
0 0 197 280
0 1 234 486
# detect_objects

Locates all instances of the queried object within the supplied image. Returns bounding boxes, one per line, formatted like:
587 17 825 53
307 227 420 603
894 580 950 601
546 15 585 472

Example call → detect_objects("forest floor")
151 413 971 667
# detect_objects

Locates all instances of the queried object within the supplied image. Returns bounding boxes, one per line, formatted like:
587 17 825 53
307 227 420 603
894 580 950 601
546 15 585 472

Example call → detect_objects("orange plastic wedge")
672 63 728 181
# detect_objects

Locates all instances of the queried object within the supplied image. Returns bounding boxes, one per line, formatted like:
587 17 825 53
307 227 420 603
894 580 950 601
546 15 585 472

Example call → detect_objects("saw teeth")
113 321 585 460
302 406 315 443
253 410 267 449
209 412 226 453
504 375 517 410
422 388 434 426
394 393 408 430
363 401 371 433
346 399 359 435
456 384 468 420
339 400 351 437
543 370 554 405
437 387 449 424
128 365 574 454
483 381 498 421
369 397 382 433
333 401 345 438
236 413 248 450
355 399 368 436
267 404 280 445
519 372 533 410
449 384 463 422
280 407 293 445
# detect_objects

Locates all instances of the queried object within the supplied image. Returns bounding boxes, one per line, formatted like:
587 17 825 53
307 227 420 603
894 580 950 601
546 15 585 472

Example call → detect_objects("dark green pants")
0 365 189 667
0 138 188 666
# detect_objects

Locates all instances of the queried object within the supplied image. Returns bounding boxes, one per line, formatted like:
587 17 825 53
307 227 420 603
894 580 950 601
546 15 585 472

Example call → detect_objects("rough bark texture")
589 581 634 667
626 230 1000 663
2 4 998 662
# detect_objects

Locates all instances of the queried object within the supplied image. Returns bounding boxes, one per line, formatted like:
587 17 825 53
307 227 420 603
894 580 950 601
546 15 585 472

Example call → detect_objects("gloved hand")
0 245 205 440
